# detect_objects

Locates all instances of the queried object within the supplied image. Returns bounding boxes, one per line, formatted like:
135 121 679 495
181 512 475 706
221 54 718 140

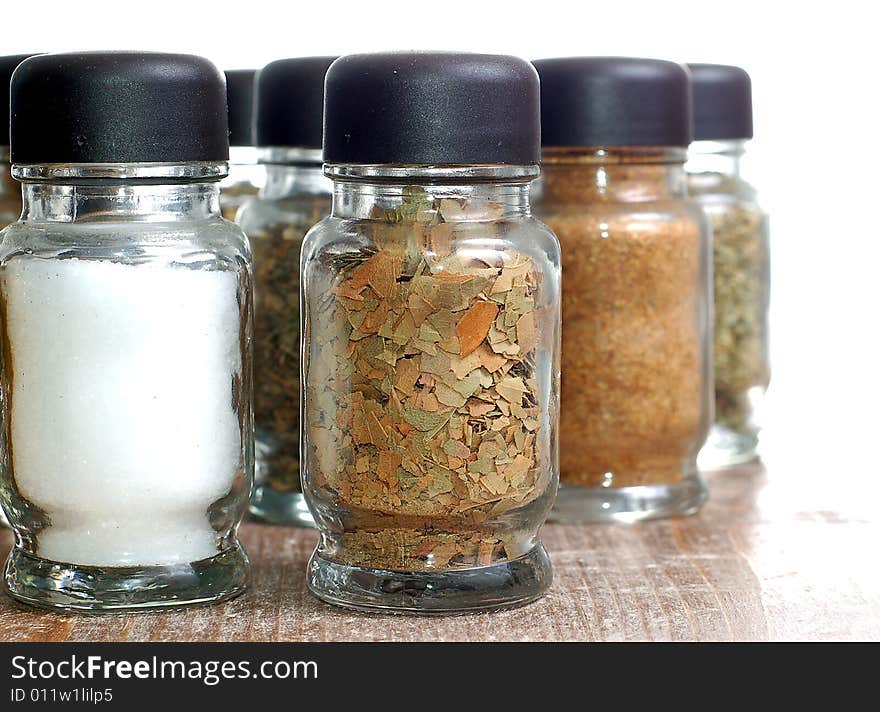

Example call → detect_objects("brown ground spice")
537 159 707 488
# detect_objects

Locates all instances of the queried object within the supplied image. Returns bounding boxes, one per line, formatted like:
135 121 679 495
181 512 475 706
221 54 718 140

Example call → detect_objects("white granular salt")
3 257 243 567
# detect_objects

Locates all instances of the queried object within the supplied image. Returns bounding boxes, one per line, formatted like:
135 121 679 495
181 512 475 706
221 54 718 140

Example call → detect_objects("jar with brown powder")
687 64 770 468
532 57 711 522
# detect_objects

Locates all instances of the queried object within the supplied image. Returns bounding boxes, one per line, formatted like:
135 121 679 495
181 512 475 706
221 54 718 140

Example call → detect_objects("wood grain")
1 463 878 641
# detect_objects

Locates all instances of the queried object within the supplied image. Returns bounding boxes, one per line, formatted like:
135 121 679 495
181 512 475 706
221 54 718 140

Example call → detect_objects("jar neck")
686 139 746 178
20 181 224 223
260 162 331 201
14 162 226 223
326 165 537 221
539 147 687 203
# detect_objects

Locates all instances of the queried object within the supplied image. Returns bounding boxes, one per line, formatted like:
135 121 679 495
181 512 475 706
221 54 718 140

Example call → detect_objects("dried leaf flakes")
304 189 550 570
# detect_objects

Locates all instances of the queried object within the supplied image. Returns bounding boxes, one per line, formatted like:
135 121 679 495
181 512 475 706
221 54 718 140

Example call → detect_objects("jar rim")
324 163 540 183
11 162 228 182
257 147 323 167
541 146 687 166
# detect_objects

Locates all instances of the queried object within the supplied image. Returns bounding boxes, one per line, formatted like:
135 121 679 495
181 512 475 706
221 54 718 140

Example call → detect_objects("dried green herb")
251 196 328 492
691 181 770 435
304 188 550 571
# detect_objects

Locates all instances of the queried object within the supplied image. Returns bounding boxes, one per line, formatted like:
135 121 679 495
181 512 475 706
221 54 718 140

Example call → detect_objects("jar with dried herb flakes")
532 57 710 523
237 57 335 526
687 64 769 468
219 70 262 221
301 53 560 613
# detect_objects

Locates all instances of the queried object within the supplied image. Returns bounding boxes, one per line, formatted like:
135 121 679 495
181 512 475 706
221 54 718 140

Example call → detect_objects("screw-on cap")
1 55 36 148
226 69 256 147
255 57 336 150
688 64 753 141
534 57 692 148
10 52 229 165
323 52 541 165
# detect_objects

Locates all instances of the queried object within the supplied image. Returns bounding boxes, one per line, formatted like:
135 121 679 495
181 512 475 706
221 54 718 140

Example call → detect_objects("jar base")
550 474 707 523
698 425 759 470
249 486 314 527
307 543 552 615
3 543 249 613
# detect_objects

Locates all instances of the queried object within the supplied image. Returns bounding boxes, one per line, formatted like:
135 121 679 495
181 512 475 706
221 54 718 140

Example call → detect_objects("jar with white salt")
0 52 254 612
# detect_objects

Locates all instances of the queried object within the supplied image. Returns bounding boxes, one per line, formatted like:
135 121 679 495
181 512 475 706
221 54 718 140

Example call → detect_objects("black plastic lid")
1 55 36 147
534 57 692 148
10 52 229 164
323 52 541 165
225 69 256 147
688 64 753 141
255 57 336 150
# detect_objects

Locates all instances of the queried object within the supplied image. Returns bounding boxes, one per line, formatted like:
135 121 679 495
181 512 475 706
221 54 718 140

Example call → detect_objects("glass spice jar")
237 57 335 526
686 64 770 468
219 69 263 221
532 57 711 523
301 53 560 613
0 54 33 531
0 53 254 612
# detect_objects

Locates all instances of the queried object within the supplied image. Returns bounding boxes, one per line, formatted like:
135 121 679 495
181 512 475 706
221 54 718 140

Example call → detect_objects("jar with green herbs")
219 69 262 221
237 57 335 526
532 57 711 523
301 53 560 613
687 64 770 468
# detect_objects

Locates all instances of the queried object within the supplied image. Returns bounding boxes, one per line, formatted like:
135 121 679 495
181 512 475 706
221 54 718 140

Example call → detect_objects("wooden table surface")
1 462 878 642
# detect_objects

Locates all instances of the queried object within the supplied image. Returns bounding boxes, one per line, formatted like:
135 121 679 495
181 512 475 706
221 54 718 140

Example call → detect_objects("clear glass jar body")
687 140 770 467
533 147 711 522
0 166 254 611
219 146 264 221
301 165 560 613
237 149 331 526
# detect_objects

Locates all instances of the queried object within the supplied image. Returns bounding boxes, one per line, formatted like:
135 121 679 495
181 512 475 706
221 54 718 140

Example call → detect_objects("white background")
5 0 878 508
